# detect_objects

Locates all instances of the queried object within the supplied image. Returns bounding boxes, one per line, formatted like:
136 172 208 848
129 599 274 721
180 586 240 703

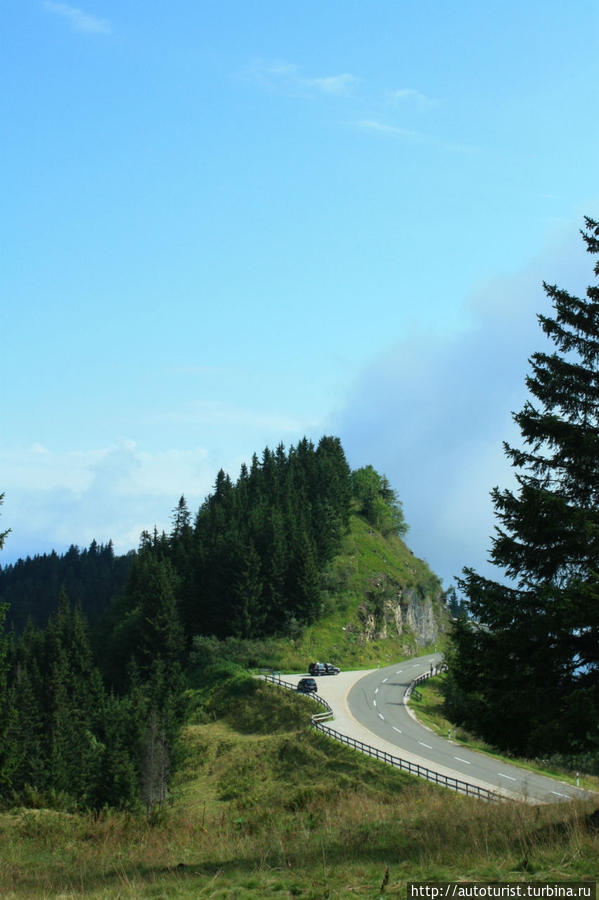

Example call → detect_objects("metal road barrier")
261 672 333 719
404 663 448 703
261 670 500 802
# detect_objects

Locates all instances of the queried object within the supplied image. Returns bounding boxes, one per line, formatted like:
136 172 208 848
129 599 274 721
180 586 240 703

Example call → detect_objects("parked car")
308 662 326 675
308 661 340 676
297 677 317 693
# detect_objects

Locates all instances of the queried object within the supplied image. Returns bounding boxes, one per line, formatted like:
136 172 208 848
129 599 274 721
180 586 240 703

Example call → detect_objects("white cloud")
306 74 359 96
352 119 419 138
387 88 436 108
43 2 111 35
247 59 359 98
351 119 477 154
0 412 324 562
0 441 216 561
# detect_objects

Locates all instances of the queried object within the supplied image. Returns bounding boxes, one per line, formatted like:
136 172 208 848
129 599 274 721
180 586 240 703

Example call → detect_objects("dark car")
309 661 340 676
297 677 318 693
323 662 340 675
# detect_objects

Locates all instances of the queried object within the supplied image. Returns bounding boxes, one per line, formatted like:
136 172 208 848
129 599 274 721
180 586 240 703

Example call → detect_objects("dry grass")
1 683 597 898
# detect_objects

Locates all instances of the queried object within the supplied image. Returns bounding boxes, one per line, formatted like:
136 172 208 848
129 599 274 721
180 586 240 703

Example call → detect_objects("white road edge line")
550 791 570 798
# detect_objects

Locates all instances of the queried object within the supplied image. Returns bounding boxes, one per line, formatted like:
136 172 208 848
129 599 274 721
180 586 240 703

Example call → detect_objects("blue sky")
2 0 598 587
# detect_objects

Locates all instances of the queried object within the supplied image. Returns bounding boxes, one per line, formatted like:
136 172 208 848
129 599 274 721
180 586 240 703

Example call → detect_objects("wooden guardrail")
261 670 499 802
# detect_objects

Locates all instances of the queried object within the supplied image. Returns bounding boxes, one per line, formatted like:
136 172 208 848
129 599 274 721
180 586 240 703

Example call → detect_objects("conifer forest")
0 437 406 812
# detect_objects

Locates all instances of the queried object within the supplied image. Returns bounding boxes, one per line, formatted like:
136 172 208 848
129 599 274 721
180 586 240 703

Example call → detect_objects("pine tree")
264 507 288 631
286 532 321 624
0 494 16 789
41 591 107 801
0 493 10 551
231 540 265 638
90 691 140 811
447 218 599 755
127 555 185 681
0 603 17 794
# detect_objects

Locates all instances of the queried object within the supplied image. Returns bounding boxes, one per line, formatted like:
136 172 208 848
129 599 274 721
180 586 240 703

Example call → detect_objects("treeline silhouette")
0 540 134 633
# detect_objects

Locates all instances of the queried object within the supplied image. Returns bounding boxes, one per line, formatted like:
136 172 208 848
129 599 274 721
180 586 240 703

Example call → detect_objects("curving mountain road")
345 653 591 803
280 653 593 804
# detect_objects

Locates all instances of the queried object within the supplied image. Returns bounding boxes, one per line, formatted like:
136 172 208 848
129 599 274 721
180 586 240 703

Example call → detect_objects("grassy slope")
1 676 597 899
5 522 596 897
214 513 448 673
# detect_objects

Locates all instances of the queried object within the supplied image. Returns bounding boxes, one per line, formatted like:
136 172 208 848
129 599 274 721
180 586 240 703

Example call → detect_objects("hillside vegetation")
1 673 597 898
196 510 446 673
0 436 449 816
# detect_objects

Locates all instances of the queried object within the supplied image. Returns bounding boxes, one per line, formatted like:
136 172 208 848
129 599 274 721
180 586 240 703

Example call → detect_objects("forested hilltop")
0 436 446 813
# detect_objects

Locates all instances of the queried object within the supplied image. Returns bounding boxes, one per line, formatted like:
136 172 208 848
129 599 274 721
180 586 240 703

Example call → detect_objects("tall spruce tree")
446 218 599 755
0 493 9 550
0 498 17 792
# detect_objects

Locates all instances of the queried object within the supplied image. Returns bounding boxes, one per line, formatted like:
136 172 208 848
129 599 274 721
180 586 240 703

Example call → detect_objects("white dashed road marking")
498 773 517 781
418 741 433 750
454 757 471 765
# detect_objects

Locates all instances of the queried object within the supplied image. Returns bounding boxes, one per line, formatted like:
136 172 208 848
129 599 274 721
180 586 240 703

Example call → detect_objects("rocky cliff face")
352 575 448 649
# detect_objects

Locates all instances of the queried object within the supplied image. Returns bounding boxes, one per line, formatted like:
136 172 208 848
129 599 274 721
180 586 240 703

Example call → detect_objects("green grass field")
1 676 597 899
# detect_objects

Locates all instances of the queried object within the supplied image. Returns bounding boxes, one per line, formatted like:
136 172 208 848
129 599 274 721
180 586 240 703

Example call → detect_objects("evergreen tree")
264 507 288 631
0 603 17 793
126 554 185 684
446 218 599 755
0 493 10 552
231 540 265 638
351 465 408 536
90 691 141 811
286 532 321 623
1 538 133 634
42 591 106 801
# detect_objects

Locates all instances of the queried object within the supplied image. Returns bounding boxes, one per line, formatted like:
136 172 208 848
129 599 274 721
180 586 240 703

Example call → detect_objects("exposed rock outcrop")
355 575 448 648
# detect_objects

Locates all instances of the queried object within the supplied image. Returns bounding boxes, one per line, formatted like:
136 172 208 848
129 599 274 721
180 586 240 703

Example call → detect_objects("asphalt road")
281 653 594 804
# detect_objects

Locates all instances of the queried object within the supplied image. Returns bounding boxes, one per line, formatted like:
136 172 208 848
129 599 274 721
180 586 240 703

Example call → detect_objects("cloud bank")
0 442 215 562
333 224 591 588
